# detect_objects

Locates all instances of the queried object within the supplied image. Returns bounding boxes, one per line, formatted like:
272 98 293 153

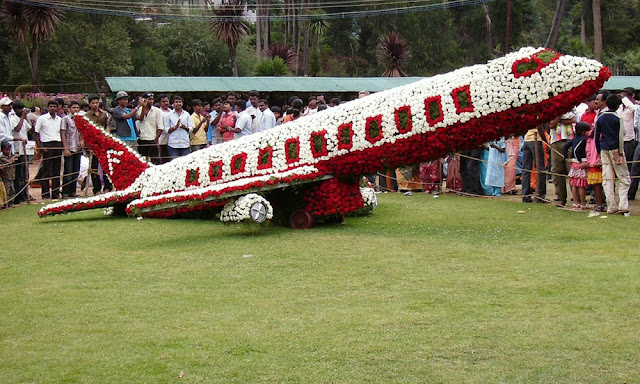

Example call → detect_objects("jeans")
62 151 81 196
167 146 190 160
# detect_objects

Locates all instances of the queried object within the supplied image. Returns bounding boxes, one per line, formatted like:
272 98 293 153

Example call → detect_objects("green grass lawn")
1 193 639 383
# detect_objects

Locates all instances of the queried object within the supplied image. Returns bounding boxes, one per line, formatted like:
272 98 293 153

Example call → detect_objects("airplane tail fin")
74 115 151 190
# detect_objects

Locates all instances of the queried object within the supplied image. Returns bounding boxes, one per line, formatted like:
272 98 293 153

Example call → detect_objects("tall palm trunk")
482 1 492 54
256 0 261 59
545 0 567 49
581 0 588 45
592 0 602 61
263 0 270 50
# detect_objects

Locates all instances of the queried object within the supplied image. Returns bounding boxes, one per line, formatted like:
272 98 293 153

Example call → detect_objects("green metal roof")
602 76 640 91
105 76 425 93
105 75 639 93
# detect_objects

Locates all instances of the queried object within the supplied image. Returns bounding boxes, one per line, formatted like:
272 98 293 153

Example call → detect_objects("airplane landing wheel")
250 201 269 223
290 209 313 229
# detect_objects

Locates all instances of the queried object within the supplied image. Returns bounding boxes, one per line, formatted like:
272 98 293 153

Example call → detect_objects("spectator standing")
0 140 18 206
258 99 276 131
563 122 590 209
0 97 15 144
548 111 576 206
136 92 162 164
34 100 63 199
521 124 547 203
164 96 193 159
619 88 638 172
207 98 222 145
85 95 113 194
9 100 31 203
485 138 506 196
245 91 263 134
233 100 252 139
595 94 630 215
157 94 172 163
580 95 605 210
218 101 237 143
60 101 83 198
111 91 140 149
27 106 40 130
189 99 209 152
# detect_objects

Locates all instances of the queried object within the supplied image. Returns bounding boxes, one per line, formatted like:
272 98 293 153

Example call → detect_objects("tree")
210 0 249 77
377 31 411 77
254 57 289 76
545 0 568 49
38 13 133 93
592 0 601 61
0 1 63 90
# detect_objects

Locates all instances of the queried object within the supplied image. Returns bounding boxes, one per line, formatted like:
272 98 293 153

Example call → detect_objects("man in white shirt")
619 88 638 172
233 100 252 139
136 92 163 164
258 99 276 131
157 94 172 163
9 100 31 203
35 100 63 199
163 96 193 159
0 97 16 144
245 90 263 134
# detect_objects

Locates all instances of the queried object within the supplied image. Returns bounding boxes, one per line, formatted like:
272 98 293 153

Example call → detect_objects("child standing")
0 140 18 207
563 122 590 209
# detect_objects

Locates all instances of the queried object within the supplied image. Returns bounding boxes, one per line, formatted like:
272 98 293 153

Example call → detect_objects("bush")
253 57 290 76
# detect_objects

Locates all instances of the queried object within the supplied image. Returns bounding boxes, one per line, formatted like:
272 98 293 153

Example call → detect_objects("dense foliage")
0 0 638 94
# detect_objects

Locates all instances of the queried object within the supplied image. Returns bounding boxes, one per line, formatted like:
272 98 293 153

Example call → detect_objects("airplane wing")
126 165 332 218
38 190 141 217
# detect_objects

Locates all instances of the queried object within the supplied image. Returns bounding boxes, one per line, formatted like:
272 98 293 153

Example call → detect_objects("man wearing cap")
111 91 140 149
35 100 63 199
0 97 16 144
136 92 162 164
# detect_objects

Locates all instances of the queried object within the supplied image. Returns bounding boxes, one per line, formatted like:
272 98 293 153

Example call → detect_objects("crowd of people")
0 90 350 206
403 87 637 216
0 86 638 217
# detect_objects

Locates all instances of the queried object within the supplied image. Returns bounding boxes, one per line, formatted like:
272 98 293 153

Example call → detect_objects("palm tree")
265 42 296 71
210 0 249 77
377 30 411 78
0 1 63 90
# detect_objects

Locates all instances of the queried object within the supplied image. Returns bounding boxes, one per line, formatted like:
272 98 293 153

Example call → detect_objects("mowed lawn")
1 193 638 383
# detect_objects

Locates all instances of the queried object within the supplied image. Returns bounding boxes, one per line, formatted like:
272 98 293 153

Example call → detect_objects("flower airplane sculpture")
39 47 610 228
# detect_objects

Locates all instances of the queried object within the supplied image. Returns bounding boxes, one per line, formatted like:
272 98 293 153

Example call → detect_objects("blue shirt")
595 112 621 152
